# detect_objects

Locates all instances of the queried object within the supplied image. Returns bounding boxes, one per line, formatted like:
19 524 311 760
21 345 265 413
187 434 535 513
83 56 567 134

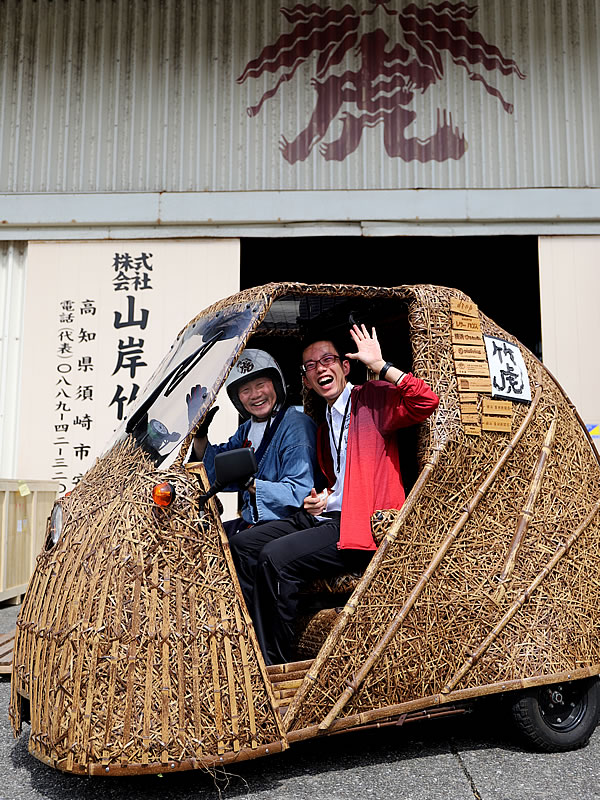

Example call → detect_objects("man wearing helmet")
189 348 319 537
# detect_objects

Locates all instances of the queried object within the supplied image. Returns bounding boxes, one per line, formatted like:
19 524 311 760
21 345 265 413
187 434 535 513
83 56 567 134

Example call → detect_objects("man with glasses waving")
229 324 439 666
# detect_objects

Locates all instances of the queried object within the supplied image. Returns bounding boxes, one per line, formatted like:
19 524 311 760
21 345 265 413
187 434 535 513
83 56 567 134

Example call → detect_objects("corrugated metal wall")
0 0 598 193
0 243 27 477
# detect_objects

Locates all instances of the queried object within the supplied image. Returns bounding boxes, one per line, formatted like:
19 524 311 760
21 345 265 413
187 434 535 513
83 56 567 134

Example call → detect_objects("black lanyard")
327 396 351 475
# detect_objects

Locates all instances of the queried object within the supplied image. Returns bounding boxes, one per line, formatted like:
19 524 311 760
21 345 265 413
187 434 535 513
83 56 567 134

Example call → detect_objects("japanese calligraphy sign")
239 2 525 169
483 335 532 403
17 240 240 494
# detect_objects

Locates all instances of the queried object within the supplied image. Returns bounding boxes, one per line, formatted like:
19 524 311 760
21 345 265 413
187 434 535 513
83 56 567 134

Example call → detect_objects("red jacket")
317 376 439 551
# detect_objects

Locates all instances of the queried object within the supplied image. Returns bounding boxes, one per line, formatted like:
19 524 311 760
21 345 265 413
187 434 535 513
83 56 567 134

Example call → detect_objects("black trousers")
229 510 373 666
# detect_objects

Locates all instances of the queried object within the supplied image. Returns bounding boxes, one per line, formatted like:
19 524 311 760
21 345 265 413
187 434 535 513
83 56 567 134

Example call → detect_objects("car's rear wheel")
511 677 600 752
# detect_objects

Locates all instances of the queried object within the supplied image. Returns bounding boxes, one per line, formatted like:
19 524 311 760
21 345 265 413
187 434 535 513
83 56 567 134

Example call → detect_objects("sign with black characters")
483 335 532 403
18 240 239 494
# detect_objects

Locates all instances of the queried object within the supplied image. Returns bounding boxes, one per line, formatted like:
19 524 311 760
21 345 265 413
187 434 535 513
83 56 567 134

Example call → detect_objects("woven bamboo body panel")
285 285 600 733
10 282 600 771
10 438 284 774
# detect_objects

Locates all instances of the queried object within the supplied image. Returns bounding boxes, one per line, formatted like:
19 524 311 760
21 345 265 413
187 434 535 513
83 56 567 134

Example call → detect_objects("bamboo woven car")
10 282 600 776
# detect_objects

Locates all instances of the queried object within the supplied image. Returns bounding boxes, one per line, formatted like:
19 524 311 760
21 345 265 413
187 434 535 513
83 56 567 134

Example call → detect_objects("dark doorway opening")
241 236 542 359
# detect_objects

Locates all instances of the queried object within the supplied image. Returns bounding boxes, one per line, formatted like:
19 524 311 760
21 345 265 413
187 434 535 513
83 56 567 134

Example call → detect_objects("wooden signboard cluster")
450 299 512 436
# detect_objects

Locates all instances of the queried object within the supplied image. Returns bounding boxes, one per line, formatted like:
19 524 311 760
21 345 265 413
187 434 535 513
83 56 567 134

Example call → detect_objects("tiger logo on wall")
238 1 525 165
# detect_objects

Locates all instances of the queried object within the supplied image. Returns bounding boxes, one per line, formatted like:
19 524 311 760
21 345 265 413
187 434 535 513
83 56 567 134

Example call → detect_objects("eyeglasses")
301 354 340 374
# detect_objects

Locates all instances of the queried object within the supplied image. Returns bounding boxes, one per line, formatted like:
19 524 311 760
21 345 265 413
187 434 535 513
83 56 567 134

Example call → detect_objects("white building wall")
539 236 600 450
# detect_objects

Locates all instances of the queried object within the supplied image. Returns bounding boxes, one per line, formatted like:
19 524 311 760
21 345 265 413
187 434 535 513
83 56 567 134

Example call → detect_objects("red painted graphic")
238 1 525 164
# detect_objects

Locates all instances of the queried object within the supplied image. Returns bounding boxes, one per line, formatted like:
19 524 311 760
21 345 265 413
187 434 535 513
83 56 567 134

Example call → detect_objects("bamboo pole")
142 560 159 765
441 495 600 695
493 415 557 602
208 613 225 755
161 566 172 764
220 597 240 753
189 586 203 757
102 575 125 766
287 663 600 745
122 569 142 766
317 379 543 732
175 577 186 748
234 604 258 750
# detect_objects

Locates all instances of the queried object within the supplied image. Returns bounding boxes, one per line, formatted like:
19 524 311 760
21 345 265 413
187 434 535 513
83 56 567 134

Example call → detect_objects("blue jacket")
203 406 319 525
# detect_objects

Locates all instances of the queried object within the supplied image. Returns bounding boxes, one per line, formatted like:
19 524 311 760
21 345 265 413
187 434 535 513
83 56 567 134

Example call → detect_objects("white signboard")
17 240 239 494
483 335 531 404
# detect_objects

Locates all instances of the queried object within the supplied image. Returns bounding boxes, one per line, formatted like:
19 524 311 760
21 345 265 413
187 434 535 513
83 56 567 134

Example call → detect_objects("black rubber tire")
511 677 600 752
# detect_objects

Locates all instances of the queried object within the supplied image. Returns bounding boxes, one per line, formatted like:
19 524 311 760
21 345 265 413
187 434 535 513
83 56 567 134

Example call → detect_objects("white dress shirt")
323 382 353 513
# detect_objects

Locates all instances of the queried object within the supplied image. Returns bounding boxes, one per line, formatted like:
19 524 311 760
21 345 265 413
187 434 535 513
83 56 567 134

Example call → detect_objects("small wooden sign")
452 344 487 361
450 297 479 318
464 424 482 437
455 360 491 377
451 313 481 333
460 402 478 415
459 392 479 407
457 376 492 393
482 398 513 417
461 413 480 424
452 330 485 346
482 415 512 433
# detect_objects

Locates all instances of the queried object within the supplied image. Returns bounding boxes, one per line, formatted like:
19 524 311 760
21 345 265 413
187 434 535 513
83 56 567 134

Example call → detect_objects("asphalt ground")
2 599 600 800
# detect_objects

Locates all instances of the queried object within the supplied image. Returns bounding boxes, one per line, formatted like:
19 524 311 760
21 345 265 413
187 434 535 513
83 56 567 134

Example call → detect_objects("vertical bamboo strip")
220 598 240 752
495 416 557 598
234 604 258 749
102 575 126 766
160 566 172 764
80 555 114 765
188 586 203 757
142 560 159 765
121 568 142 766
208 613 225 754
175 577 186 746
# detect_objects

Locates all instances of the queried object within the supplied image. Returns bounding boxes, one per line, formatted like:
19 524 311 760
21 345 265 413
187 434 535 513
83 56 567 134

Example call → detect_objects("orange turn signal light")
152 482 176 508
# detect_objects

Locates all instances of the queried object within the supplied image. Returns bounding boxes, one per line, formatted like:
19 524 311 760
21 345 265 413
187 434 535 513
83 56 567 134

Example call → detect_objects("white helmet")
225 349 286 419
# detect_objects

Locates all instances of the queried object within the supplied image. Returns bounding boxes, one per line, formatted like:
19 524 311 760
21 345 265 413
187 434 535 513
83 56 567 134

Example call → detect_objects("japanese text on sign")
483 335 531 403
52 298 98 493
109 252 153 424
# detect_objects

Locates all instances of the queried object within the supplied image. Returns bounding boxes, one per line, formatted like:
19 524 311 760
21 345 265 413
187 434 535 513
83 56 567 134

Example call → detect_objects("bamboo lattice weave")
10 437 284 774
9 282 600 773
285 286 600 732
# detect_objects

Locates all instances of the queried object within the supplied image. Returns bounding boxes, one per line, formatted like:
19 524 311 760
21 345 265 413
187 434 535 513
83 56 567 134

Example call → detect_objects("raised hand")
346 324 384 373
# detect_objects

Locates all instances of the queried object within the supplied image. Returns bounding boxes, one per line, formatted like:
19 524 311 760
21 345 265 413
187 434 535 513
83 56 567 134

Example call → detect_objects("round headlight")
48 503 63 548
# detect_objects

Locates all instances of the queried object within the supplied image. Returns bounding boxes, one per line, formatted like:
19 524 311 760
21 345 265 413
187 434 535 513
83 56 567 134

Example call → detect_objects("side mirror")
198 448 257 507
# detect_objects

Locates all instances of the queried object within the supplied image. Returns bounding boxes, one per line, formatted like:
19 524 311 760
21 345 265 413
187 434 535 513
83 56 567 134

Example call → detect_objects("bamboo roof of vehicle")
10 282 600 775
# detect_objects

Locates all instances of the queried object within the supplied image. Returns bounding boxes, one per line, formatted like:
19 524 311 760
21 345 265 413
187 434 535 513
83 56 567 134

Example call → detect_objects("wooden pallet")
0 630 15 675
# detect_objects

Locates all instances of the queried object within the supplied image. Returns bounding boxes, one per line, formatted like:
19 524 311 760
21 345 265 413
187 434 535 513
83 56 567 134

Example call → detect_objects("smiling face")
237 376 278 421
302 340 350 406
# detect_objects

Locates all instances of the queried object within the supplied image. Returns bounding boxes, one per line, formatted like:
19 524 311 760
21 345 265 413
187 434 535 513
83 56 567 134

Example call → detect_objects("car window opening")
245 294 423 658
